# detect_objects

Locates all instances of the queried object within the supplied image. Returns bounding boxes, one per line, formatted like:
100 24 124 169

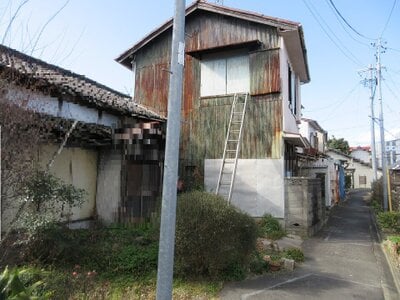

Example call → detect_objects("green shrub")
377 212 400 232
248 252 269 275
283 248 305 262
371 179 383 207
388 236 400 244
258 214 286 240
174 191 258 279
0 267 51 299
24 223 159 278
371 200 383 213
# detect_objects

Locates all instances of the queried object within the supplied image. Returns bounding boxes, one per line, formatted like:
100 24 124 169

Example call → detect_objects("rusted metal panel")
250 49 281 95
182 95 282 172
134 10 281 117
185 12 280 53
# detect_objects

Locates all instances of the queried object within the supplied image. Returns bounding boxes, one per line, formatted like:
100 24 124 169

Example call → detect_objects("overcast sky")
1 0 399 146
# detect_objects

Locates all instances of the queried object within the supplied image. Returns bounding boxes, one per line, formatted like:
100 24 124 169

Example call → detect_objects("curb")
370 209 400 298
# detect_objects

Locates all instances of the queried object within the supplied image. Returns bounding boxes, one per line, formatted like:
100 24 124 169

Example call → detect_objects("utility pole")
375 38 389 211
360 65 378 181
156 0 185 299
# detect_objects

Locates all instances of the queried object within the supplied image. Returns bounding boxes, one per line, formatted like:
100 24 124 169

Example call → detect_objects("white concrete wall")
205 159 285 218
39 144 98 221
96 149 122 224
6 84 119 126
1 144 98 232
299 121 311 143
350 149 370 164
280 37 301 135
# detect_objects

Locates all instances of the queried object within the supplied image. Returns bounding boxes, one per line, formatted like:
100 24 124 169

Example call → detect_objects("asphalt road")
221 189 399 300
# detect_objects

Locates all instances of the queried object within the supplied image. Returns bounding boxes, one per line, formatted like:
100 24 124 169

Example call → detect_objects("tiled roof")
0 44 163 121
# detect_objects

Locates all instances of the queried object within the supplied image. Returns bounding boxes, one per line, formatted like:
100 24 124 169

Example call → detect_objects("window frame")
200 49 250 97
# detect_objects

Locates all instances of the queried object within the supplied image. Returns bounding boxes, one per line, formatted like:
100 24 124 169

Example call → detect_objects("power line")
327 0 374 40
301 0 364 67
324 0 370 47
381 0 397 37
303 82 360 113
387 47 400 53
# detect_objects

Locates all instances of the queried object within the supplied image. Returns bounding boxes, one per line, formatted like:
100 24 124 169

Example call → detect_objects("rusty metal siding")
182 95 282 169
250 49 281 95
134 32 171 116
134 10 281 117
185 11 280 53
133 10 283 176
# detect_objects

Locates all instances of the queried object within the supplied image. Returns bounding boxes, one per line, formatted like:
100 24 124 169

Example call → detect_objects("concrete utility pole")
360 65 378 181
369 66 378 182
375 38 389 211
156 0 185 299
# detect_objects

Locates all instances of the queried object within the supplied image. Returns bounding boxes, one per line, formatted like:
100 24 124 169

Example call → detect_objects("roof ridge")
0 44 129 99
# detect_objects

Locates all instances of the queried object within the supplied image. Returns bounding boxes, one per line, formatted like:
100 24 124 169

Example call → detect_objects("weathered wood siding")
133 10 283 173
181 94 282 170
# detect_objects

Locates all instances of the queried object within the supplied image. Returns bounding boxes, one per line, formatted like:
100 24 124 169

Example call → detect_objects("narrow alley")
221 189 399 300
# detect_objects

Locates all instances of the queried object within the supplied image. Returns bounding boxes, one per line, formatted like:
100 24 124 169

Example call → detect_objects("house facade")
386 138 400 166
350 146 371 165
327 148 380 189
117 1 311 221
0 44 165 232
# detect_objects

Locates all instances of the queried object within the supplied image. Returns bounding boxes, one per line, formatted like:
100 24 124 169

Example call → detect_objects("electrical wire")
383 79 400 105
387 47 400 53
301 0 364 67
381 0 398 38
327 0 375 41
324 0 371 48
303 82 360 113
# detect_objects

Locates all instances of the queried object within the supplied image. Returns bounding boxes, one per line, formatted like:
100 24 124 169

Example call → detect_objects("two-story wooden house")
117 0 311 221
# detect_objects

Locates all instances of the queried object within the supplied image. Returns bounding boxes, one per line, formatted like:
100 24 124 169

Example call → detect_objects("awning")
283 131 310 148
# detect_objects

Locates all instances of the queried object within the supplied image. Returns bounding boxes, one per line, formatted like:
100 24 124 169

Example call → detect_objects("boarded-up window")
200 53 249 97
359 175 367 185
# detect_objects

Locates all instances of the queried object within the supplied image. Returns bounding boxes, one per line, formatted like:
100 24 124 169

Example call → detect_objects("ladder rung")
228 140 239 142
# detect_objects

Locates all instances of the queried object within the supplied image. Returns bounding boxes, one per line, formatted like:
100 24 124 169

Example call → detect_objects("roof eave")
280 27 310 84
116 0 302 69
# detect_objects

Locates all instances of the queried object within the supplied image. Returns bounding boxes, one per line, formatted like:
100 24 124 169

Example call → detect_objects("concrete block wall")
285 177 324 237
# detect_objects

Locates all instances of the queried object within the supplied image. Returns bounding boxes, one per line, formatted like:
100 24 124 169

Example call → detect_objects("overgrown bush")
24 223 159 278
377 212 400 233
283 248 305 262
15 170 87 238
371 178 383 208
258 214 286 240
0 266 51 299
174 191 258 279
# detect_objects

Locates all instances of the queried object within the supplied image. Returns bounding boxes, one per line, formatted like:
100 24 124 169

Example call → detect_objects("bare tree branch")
30 0 70 56
1 0 30 44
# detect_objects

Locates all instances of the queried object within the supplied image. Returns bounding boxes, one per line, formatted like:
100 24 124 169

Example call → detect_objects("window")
288 64 297 115
200 52 250 97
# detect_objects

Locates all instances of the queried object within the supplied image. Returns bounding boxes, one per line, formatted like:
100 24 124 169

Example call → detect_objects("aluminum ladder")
216 93 249 203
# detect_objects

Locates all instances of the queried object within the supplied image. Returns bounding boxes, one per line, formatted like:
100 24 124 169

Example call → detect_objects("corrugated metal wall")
133 10 283 178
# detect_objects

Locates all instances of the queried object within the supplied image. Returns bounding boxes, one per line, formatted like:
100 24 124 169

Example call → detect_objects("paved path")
221 189 399 300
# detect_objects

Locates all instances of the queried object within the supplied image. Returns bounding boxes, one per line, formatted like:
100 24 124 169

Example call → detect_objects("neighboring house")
386 138 400 166
116 0 324 235
298 118 339 207
0 44 165 232
299 118 327 155
327 148 380 189
350 146 371 165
